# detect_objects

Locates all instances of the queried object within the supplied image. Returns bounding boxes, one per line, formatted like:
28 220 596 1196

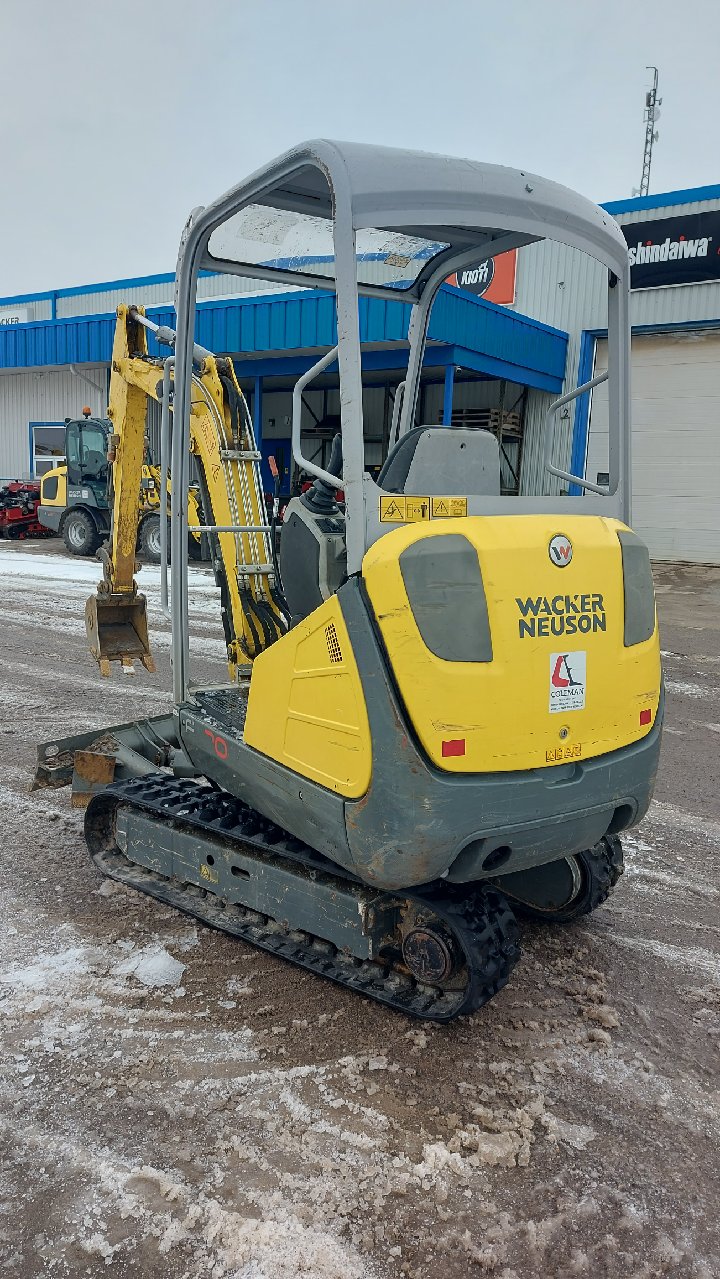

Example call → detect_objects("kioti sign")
622 210 720 290
446 249 517 304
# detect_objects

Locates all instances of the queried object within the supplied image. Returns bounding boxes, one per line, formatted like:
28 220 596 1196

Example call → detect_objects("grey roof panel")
203 139 629 279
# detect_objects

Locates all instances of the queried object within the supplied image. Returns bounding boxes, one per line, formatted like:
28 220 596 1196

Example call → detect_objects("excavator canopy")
165 140 633 701
201 139 630 296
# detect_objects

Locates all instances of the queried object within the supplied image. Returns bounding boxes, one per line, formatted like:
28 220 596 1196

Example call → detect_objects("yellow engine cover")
363 515 661 774
243 594 372 797
40 465 68 507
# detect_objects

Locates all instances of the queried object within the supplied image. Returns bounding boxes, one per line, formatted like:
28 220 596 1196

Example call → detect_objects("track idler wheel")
402 924 458 984
398 889 520 1013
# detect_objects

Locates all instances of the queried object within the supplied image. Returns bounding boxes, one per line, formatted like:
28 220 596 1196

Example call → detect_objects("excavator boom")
86 307 155 673
86 305 288 677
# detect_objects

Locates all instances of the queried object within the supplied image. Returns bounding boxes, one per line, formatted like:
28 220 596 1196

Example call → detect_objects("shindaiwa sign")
622 210 720 289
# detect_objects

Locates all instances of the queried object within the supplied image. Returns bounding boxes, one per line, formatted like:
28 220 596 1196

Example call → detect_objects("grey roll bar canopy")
169 140 632 703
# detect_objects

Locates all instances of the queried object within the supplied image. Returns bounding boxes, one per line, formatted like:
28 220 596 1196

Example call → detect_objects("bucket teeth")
85 591 153 675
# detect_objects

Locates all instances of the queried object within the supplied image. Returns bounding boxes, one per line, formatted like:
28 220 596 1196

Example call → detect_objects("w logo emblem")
549 534 573 566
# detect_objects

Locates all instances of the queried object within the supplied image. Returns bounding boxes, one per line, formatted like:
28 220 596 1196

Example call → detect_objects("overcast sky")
2 0 718 297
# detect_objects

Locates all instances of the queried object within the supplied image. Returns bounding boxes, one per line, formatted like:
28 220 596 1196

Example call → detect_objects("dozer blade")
85 591 156 675
32 712 184 797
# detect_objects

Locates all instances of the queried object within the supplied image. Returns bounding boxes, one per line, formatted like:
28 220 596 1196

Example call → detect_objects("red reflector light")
442 739 466 757
639 709 652 726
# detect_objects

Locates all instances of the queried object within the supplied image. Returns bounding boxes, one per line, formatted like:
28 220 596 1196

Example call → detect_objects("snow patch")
665 678 713 700
612 933 720 983
0 945 94 991
112 945 186 988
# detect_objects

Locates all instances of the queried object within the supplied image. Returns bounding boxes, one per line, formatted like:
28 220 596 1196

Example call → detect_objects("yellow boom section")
85 307 155 674
85 304 288 678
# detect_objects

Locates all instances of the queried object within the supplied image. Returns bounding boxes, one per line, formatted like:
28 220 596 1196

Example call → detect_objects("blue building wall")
0 286 568 395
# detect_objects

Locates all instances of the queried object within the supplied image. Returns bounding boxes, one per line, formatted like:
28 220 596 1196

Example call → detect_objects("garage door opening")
585 330 720 564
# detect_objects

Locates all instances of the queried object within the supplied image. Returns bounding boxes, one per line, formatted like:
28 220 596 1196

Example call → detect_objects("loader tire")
62 509 102 557
140 515 202 563
512 836 624 924
188 531 204 561
139 514 164 563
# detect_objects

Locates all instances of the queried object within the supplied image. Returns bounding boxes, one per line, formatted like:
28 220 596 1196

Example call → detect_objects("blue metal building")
0 273 567 493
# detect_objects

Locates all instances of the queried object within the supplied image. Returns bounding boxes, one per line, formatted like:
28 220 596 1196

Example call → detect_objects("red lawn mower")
0 481 52 541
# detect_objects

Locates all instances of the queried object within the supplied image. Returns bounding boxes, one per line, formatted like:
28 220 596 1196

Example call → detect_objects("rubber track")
85 774 521 1024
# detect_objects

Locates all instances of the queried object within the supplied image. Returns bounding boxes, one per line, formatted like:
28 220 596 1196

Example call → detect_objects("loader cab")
38 412 112 548
39 413 111 514
64 412 110 508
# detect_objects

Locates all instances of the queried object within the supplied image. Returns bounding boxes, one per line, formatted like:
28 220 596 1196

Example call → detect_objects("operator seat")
279 427 501 627
82 450 108 482
378 426 501 496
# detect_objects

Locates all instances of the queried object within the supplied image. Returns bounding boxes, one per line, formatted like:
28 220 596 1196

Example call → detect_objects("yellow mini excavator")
35 142 662 1022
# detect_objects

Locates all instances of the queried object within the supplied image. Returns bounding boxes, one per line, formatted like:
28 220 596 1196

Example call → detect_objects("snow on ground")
0 547 217 593
0 544 719 1277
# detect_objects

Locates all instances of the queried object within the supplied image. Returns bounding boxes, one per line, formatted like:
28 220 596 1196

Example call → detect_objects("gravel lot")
0 542 718 1279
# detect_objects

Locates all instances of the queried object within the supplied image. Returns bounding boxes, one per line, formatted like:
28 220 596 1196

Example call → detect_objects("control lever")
301 433 343 514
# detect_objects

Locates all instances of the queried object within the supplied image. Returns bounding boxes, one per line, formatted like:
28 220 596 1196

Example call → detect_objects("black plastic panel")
399 534 493 663
618 531 656 646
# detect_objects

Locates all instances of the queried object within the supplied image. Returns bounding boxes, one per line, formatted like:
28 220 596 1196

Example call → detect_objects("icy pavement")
0 543 719 1277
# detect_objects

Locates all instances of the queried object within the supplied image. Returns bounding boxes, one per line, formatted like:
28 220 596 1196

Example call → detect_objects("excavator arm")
85 308 156 674
86 304 289 678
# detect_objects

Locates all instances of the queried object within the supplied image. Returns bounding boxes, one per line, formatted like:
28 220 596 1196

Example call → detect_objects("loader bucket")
85 590 156 674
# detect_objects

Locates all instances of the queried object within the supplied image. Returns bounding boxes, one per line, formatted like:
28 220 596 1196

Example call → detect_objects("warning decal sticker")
549 651 586 714
379 495 431 522
379 495 467 523
431 496 468 518
379 496 406 522
404 497 431 522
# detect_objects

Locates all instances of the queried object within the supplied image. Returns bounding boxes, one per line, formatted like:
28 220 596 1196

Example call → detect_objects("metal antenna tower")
636 66 661 197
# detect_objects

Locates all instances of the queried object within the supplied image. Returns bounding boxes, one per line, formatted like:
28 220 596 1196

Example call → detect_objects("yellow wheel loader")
37 409 202 562
34 142 662 1022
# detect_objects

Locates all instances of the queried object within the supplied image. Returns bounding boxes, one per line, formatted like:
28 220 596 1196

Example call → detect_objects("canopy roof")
200 139 629 300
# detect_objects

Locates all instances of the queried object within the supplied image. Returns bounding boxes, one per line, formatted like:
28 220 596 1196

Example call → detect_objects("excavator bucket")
85 590 156 675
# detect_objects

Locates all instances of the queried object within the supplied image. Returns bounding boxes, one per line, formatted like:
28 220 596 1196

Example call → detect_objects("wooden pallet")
440 408 522 435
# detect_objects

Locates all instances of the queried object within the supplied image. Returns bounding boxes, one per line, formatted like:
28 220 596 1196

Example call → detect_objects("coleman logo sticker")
549 651 586 714
549 534 573 566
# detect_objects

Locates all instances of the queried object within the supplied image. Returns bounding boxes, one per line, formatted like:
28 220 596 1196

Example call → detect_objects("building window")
31 422 66 477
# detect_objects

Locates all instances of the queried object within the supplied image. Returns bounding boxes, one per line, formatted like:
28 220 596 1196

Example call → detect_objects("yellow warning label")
431 496 468 518
379 495 467 523
404 497 431 522
379 495 406 522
